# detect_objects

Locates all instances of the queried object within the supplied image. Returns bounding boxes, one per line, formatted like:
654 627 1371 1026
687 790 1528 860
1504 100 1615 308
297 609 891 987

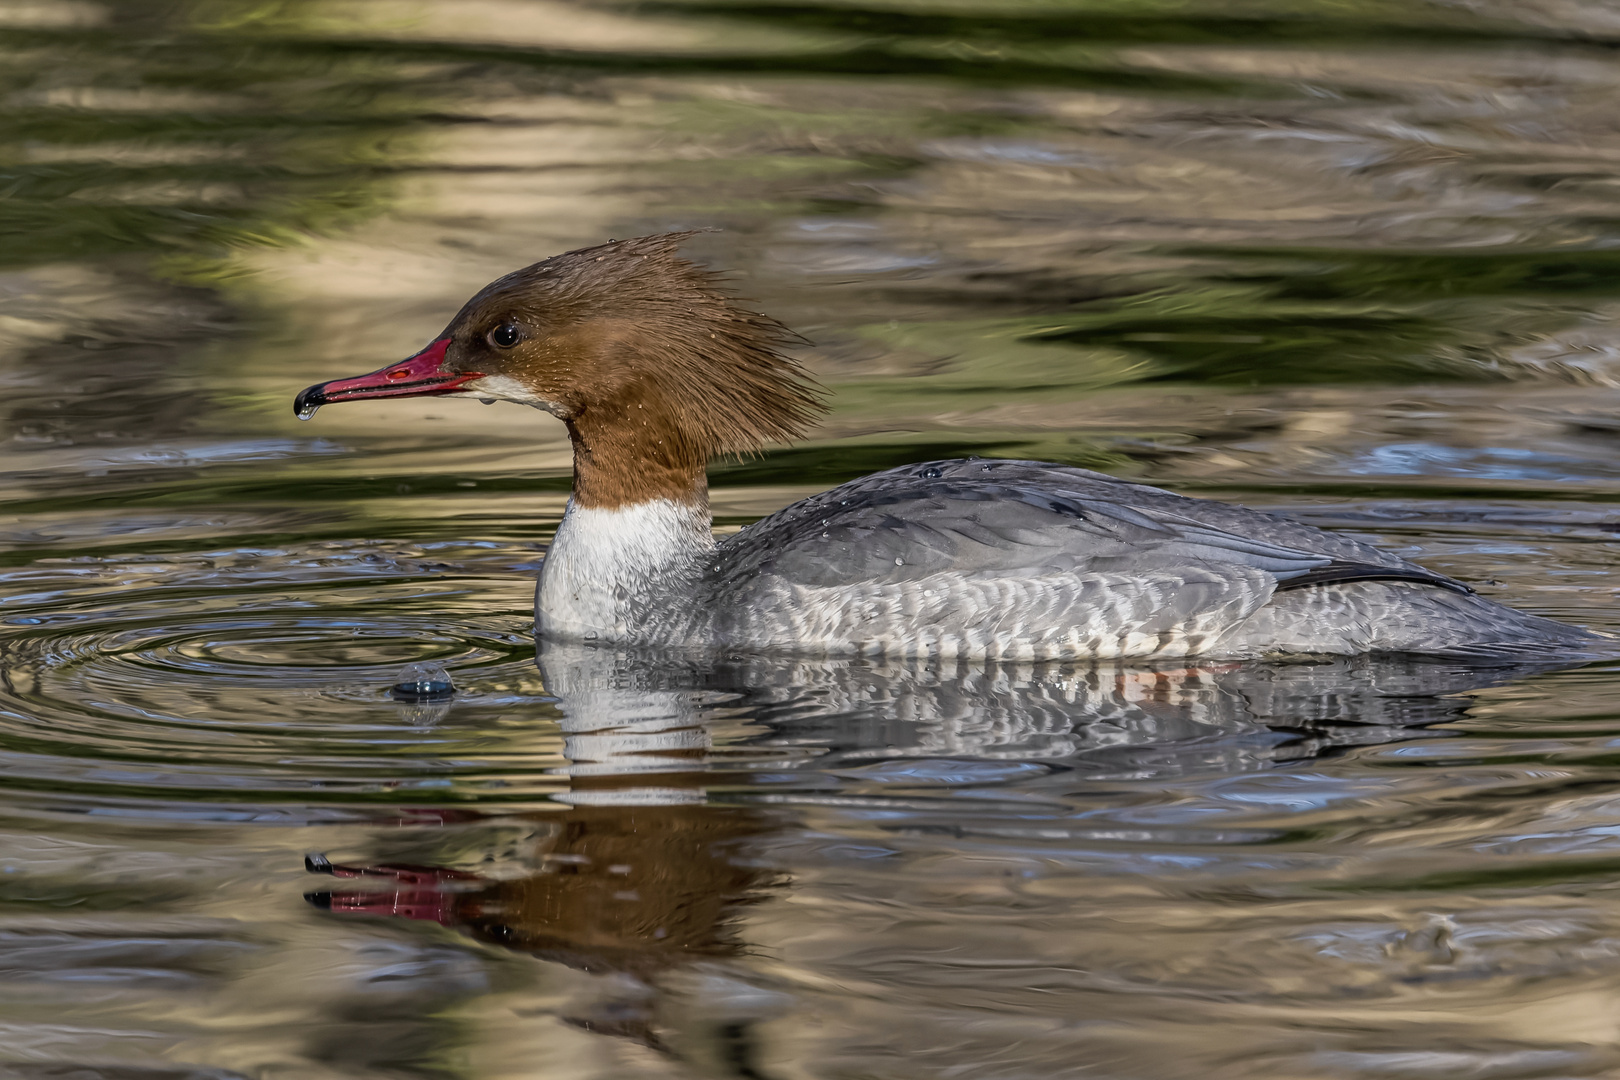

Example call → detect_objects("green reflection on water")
0 1 430 277
651 0 1570 48
11 1 1620 1077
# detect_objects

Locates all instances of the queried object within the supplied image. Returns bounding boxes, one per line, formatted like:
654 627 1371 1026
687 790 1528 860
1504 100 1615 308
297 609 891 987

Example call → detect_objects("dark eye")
488 322 522 349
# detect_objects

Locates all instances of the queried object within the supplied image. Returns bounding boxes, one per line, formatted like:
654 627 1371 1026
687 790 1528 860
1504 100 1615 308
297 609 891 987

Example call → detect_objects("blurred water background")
10 0 1620 1076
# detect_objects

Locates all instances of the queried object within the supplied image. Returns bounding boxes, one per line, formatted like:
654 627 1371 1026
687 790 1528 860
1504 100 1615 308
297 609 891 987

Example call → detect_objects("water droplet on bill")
296 404 320 421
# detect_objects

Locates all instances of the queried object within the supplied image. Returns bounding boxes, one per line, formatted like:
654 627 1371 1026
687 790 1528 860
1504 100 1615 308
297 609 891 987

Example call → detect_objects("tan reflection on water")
10 0 1620 1077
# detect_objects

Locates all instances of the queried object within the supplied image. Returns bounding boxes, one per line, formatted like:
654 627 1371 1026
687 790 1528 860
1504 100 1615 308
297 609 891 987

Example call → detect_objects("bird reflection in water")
308 641 787 1050
306 641 1571 1055
306 804 772 978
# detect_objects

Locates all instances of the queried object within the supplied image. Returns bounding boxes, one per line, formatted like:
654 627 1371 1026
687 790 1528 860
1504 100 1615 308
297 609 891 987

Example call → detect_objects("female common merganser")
295 233 1603 660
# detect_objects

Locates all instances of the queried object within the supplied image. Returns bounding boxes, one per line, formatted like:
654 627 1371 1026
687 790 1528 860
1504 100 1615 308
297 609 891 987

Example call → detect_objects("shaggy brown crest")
440 233 826 508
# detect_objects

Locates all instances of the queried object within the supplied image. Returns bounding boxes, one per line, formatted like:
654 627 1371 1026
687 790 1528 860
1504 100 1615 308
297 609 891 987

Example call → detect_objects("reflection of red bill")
304 855 479 926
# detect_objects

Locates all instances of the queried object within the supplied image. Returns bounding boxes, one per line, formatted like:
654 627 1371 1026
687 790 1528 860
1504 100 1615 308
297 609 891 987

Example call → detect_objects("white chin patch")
460 374 563 414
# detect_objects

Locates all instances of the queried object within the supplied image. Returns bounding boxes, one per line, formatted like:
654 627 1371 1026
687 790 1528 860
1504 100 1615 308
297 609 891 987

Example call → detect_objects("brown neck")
565 390 709 511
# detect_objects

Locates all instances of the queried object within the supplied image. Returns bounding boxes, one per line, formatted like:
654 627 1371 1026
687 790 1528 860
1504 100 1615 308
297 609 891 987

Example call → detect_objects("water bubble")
296 404 320 421
480 398 496 405
390 661 455 701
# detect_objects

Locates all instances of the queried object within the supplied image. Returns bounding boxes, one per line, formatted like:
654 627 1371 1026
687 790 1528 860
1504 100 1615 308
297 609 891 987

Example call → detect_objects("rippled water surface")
13 0 1620 1075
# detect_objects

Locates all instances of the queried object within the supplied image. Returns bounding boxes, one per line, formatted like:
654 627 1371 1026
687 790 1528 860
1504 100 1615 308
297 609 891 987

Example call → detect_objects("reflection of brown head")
307 801 775 981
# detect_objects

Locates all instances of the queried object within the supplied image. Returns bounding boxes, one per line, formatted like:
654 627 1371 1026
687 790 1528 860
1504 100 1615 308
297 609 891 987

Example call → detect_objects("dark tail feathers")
1276 562 1474 595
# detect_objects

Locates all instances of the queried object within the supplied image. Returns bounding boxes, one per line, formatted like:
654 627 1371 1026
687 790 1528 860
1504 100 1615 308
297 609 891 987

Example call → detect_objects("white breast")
536 498 714 641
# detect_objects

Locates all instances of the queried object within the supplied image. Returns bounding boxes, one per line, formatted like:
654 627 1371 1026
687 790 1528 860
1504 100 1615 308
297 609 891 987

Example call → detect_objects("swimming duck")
294 233 1601 660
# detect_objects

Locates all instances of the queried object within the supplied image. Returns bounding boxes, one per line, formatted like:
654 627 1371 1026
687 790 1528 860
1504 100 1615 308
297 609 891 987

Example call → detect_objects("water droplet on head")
296 404 320 421
390 661 455 701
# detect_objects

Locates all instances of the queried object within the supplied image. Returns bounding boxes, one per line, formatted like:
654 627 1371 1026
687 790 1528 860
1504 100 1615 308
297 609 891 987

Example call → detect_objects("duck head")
295 232 824 507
